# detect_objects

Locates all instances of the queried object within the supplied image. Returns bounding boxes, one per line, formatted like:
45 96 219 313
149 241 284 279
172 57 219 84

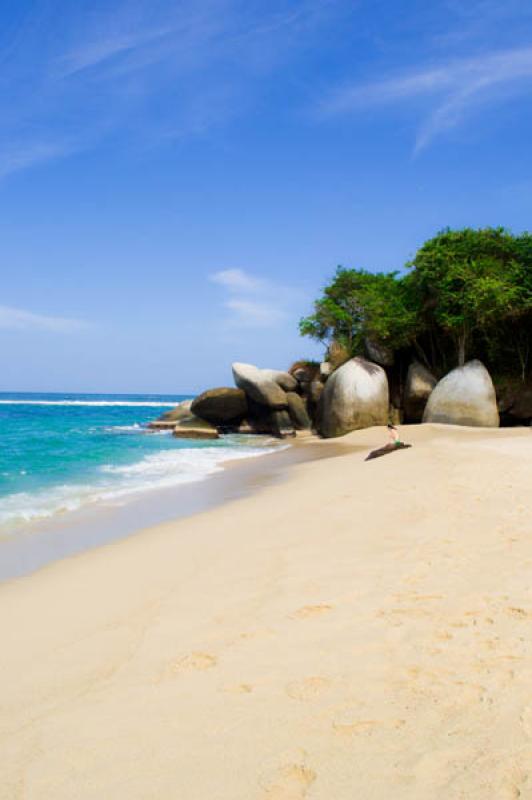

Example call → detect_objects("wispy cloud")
210 268 293 328
320 46 532 150
0 140 77 180
0 306 88 333
57 27 175 77
0 0 342 179
210 268 266 293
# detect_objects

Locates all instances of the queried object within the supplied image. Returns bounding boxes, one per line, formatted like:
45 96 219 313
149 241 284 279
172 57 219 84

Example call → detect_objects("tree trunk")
458 331 466 367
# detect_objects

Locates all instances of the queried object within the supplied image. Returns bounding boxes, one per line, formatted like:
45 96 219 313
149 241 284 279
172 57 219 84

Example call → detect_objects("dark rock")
191 387 247 424
308 380 324 404
508 386 532 421
286 392 311 430
268 409 296 438
404 361 437 422
364 338 394 367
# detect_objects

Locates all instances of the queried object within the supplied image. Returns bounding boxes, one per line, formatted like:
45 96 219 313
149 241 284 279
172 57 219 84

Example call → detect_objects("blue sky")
2 0 532 393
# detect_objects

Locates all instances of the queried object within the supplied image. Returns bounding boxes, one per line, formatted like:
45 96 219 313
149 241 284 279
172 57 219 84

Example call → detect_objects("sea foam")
0 440 285 531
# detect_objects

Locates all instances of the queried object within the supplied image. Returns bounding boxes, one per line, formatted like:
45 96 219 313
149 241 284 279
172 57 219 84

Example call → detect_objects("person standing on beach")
387 423 401 446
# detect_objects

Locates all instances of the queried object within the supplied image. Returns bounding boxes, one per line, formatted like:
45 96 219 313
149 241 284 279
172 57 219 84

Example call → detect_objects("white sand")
1 424 532 799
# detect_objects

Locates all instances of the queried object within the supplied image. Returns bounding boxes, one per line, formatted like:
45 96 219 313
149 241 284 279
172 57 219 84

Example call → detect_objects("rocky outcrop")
289 362 320 384
262 369 298 392
147 420 182 430
286 392 311 430
404 361 437 422
319 361 333 382
241 398 295 437
232 362 288 409
173 414 220 439
423 360 499 427
364 338 394 367
173 426 219 440
191 387 247 425
318 357 389 438
268 410 296 437
507 385 532 422
148 400 193 429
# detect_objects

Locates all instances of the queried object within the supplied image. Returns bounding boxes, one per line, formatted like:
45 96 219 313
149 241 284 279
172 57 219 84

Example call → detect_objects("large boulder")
243 398 295 437
423 360 499 427
286 392 311 430
318 357 389 438
191 387 247 425
232 362 288 409
404 361 437 422
268 410 296 438
173 414 219 439
262 369 298 392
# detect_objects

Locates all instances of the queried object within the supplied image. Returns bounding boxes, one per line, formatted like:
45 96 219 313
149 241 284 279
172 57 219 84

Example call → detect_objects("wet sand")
0 436 350 580
1 424 532 799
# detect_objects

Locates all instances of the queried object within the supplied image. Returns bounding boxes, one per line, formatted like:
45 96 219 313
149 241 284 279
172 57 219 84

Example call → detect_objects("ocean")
0 392 282 537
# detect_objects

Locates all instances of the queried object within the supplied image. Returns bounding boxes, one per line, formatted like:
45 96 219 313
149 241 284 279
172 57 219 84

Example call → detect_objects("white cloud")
210 268 265 293
320 46 532 150
0 305 88 333
210 268 296 328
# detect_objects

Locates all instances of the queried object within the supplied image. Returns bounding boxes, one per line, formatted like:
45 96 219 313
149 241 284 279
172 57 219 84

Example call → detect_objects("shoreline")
0 434 353 583
2 424 532 798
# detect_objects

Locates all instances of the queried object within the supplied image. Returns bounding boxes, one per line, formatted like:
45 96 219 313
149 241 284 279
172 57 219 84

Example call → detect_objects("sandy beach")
1 423 532 799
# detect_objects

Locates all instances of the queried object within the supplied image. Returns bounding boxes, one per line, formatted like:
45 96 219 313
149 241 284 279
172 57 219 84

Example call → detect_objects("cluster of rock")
149 362 313 439
149 354 509 440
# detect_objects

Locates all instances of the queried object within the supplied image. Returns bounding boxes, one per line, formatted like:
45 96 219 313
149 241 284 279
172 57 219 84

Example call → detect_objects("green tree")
407 227 530 367
299 267 419 356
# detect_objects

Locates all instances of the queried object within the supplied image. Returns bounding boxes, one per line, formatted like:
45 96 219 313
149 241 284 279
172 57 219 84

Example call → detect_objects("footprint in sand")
331 711 405 736
286 676 331 701
223 683 254 694
158 651 217 681
291 604 333 620
501 767 529 799
262 763 317 799
507 606 530 619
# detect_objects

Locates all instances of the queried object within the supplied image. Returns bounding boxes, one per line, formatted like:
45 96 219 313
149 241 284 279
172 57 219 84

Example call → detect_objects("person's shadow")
365 442 411 461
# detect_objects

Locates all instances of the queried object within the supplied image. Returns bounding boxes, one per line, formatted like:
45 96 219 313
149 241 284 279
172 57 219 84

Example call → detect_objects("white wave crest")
0 400 186 407
0 441 286 530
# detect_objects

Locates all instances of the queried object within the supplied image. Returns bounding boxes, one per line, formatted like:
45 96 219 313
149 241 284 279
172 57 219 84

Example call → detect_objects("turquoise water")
0 393 279 533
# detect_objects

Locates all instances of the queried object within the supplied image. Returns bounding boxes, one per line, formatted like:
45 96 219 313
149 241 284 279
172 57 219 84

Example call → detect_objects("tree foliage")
300 227 532 379
299 268 419 356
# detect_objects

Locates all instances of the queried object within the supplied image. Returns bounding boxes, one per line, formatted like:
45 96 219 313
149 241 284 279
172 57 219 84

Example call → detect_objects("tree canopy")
300 227 532 379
